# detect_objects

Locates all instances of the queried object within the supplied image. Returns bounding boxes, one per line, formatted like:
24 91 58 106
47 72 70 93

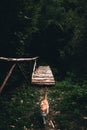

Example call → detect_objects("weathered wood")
0 63 16 94
32 66 55 85
0 57 38 61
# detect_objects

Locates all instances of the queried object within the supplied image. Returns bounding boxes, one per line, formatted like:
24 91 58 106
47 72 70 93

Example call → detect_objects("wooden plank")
31 83 55 85
32 66 55 85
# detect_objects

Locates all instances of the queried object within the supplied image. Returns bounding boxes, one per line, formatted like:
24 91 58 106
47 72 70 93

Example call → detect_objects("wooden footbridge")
0 57 55 93
32 66 55 85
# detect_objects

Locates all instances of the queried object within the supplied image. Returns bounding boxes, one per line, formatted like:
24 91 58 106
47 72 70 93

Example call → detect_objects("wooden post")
0 63 16 94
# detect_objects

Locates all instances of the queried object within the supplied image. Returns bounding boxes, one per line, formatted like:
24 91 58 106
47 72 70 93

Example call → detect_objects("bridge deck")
32 66 55 85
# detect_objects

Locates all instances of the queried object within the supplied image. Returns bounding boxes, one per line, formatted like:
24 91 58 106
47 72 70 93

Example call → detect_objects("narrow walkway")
32 66 55 85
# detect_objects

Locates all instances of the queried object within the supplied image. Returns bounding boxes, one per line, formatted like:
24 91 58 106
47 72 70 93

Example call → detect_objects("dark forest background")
0 0 87 81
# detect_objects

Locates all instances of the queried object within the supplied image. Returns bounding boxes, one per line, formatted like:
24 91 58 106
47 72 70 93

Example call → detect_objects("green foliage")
51 80 87 129
0 79 87 129
0 85 40 130
14 0 41 57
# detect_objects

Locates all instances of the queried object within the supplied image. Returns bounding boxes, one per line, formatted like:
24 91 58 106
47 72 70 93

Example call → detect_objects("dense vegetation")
0 81 87 130
0 0 87 129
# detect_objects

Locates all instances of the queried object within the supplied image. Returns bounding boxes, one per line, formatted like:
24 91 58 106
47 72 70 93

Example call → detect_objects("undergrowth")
0 79 87 130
